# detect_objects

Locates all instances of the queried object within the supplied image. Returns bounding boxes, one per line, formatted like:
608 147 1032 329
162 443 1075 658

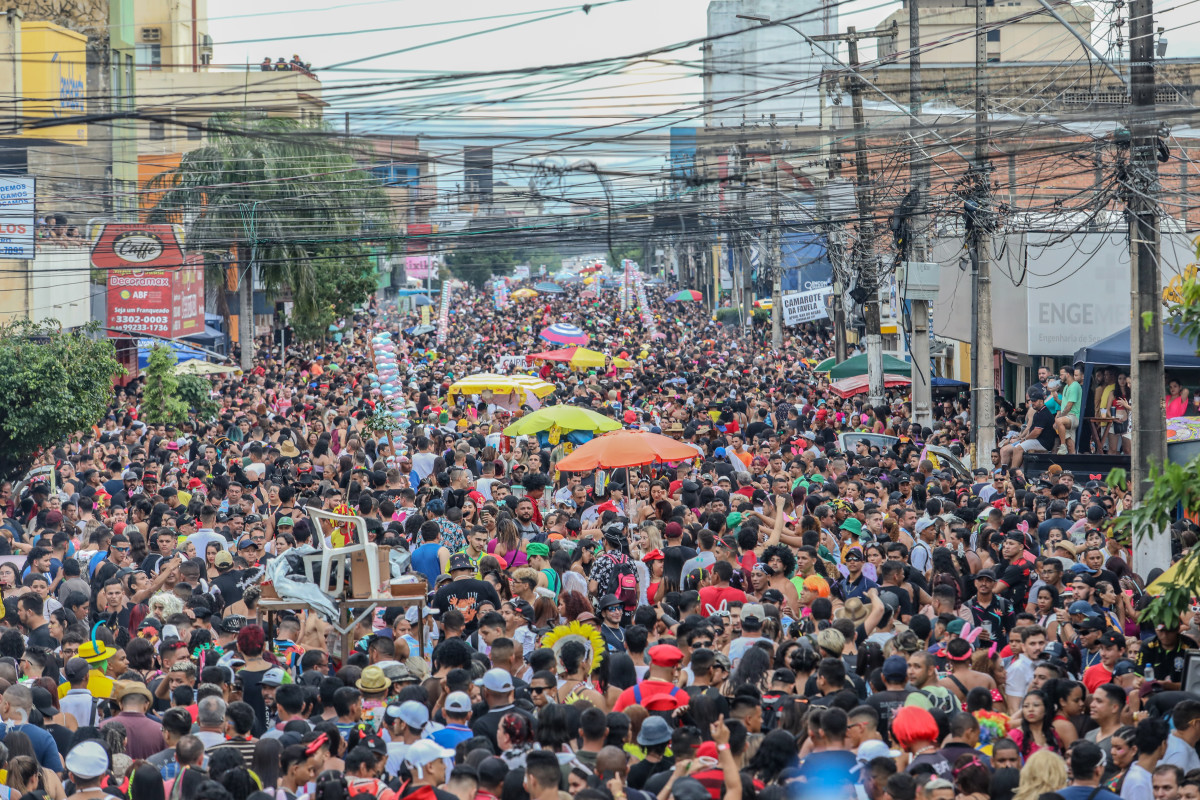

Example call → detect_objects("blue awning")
184 325 225 345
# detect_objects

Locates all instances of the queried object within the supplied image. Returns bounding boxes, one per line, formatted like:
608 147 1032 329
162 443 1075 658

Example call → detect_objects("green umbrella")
813 357 837 373
502 405 623 436
827 354 913 379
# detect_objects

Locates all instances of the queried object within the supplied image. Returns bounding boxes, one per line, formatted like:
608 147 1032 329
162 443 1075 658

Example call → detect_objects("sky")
206 0 1200 204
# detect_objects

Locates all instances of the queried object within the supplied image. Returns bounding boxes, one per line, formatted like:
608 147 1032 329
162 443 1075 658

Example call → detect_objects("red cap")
696 742 719 760
187 478 204 490
641 548 664 562
648 644 685 668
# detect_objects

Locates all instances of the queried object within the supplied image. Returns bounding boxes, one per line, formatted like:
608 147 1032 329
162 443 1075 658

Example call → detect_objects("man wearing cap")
470 668 534 750
965 569 1014 648
1083 631 1127 693
837 547 877 601
102 680 164 759
383 699 430 775
1137 621 1198 690
612 644 689 713
399 740 456 800
999 389 1056 470
429 691 474 750
432 553 501 636
63 740 108 796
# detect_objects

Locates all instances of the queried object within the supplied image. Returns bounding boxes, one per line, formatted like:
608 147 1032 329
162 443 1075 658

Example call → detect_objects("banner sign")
633 269 658 339
622 259 633 312
405 255 431 280
0 177 35 259
436 280 452 346
781 288 831 326
493 278 508 311
96 224 204 337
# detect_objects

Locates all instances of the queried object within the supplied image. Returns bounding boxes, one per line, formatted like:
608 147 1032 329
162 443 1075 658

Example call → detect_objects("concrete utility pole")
908 0 933 429
1127 0 1169 573
813 26 893 407
970 0 996 469
770 130 784 348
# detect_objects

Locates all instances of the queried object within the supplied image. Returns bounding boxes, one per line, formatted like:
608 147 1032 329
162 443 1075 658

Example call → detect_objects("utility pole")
908 0 933 429
1128 0 1169 573
970 0 997 469
769 125 784 349
738 135 754 332
813 25 893 405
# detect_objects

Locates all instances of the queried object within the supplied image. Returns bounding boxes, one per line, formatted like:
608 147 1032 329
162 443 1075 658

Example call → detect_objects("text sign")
0 177 35 259
781 288 830 326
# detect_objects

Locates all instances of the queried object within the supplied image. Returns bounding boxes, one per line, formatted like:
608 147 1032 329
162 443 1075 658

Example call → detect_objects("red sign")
96 225 204 337
407 223 432 254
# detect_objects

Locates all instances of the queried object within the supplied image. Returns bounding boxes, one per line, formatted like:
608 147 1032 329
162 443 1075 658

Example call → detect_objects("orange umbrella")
556 429 699 471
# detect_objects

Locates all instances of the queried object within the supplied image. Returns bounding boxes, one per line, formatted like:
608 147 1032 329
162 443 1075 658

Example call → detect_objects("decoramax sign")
21 22 88 145
95 224 204 338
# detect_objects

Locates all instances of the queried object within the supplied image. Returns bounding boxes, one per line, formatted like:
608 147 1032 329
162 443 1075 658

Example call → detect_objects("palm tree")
147 112 393 367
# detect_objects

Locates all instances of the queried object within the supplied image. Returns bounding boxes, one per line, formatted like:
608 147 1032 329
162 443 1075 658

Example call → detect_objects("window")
188 120 202 140
136 43 161 69
987 56 1001 62
986 29 1001 42
149 121 164 140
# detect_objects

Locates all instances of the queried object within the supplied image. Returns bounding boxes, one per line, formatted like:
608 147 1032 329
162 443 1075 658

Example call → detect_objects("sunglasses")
529 686 550 694
692 640 713 648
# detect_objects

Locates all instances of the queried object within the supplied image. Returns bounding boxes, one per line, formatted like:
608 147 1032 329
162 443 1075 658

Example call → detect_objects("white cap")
444 691 472 714
397 700 430 730
404 740 455 778
474 668 514 693
262 667 286 686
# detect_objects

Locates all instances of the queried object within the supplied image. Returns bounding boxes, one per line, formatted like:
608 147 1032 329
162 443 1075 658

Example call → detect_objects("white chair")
302 507 381 597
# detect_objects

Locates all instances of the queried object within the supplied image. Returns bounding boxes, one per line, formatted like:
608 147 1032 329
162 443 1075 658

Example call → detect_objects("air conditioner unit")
141 27 161 42
199 33 213 54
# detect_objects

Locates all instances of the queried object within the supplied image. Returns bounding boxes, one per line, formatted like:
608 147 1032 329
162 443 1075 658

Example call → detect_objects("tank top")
411 542 443 585
1166 394 1188 418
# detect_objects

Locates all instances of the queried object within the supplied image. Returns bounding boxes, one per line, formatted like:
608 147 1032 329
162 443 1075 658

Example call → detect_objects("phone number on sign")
111 314 169 326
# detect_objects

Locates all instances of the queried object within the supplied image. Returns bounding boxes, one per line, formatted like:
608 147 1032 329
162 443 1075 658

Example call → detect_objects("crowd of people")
1 280 1198 800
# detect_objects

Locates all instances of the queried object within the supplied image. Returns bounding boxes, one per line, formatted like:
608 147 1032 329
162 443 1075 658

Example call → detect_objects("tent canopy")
828 353 912 379
931 376 969 388
1073 323 1200 368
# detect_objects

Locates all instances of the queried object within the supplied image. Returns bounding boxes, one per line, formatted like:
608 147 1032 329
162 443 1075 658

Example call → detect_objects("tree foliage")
147 113 394 326
141 346 188 427
444 246 564 289
289 245 378 342
0 320 122 477
1112 238 1200 626
176 374 219 422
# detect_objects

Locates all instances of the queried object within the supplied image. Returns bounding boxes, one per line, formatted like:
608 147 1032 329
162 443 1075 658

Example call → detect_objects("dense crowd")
2 281 1198 800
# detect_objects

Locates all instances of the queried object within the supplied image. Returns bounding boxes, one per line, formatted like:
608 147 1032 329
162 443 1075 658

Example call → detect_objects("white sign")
0 177 35 259
782 288 830 325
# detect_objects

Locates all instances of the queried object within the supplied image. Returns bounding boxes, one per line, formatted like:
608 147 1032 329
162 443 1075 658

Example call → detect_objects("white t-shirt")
1120 763 1152 800
1165 733 1200 773
411 452 438 482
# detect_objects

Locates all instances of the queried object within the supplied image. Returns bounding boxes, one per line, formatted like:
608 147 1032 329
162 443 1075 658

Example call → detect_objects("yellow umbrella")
446 373 555 405
511 288 538 299
1146 557 1199 596
568 348 632 370
174 361 239 376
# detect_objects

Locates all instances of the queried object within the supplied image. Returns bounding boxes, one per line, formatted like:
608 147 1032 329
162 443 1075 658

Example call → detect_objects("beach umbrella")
404 325 436 335
568 348 631 370
446 374 556 405
556 429 699 471
534 282 564 294
502 406 622 437
539 323 589 346
828 374 912 399
666 290 703 302
511 288 538 299
828 353 913 379
412 295 433 306
813 357 837 373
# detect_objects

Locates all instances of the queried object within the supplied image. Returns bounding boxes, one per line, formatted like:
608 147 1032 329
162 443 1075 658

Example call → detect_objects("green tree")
0 320 122 477
147 113 394 366
141 345 187 427
288 244 378 342
176 374 219 422
1112 241 1200 627
444 248 518 289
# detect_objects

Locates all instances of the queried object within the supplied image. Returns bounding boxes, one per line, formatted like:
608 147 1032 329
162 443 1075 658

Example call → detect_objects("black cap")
1086 505 1107 522
973 569 997 581
1098 631 1125 649
448 553 473 572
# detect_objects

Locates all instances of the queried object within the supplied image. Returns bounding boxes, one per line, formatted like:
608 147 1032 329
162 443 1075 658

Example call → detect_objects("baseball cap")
64 657 91 683
1068 601 1096 616
262 667 286 687
740 603 766 624
475 668 515 693
404 740 455 779
214 550 233 568
397 700 430 729
444 692 472 714
973 569 997 581
1112 660 1138 677
854 740 902 772
914 518 935 535
65 741 109 779
882 655 908 681
1098 632 1125 648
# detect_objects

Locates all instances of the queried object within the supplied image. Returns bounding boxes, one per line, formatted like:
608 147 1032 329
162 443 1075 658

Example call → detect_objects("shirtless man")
939 638 998 703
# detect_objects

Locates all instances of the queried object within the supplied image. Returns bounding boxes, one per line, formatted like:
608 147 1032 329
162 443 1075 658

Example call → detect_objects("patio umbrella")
828 374 912 399
666 290 703 302
447 374 556 406
412 295 434 306
502 405 622 437
511 288 538 299
555 429 699 471
534 282 564 294
568 348 631 369
813 357 837 373
175 361 238 376
827 353 913 379
581 264 603 274
404 324 436 335
540 323 589 346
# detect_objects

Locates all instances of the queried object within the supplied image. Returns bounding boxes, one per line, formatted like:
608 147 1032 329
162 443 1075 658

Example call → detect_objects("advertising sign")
405 256 431 280
436 281 453 346
0 177 35 259
96 224 203 337
21 22 88 145
782 288 830 326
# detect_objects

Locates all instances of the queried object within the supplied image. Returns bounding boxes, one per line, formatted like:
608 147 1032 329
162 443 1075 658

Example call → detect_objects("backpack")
605 553 639 609
633 682 685 722
916 686 959 714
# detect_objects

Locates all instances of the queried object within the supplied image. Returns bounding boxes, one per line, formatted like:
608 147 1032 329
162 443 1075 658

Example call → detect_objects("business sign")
406 223 432 254
782 288 830 326
405 256 431 280
21 22 87 145
96 224 203 337
436 281 453 346
780 231 833 293
0 177 35 259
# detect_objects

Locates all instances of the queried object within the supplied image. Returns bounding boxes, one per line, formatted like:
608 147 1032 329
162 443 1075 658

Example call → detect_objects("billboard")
21 22 87 145
95 224 204 337
0 177 35 259
405 256 431 280
780 230 832 293
782 288 830 326
407 223 432 254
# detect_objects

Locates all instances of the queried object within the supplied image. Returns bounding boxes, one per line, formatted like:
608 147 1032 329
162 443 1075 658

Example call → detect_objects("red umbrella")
828 374 912 399
525 347 578 363
556 430 699 470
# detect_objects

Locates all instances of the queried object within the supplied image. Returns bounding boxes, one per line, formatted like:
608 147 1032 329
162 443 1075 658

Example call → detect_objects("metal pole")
770 143 783 348
1128 0 1169 573
846 30 884 407
239 260 254 372
972 0 997 469
909 0 933 429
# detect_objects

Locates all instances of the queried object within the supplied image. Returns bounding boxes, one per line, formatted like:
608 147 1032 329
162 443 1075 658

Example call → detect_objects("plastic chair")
302 507 380 597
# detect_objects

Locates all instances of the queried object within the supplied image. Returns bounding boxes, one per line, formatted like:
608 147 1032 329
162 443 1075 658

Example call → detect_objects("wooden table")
1087 417 1114 453
257 595 426 662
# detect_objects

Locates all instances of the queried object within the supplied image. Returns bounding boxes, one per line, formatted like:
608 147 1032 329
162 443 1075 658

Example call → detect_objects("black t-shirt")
27 623 58 650
1031 407 1057 450
627 756 673 790
432 578 502 635
998 556 1036 609
212 570 247 610
866 689 911 744
884 584 915 620
663 545 697 586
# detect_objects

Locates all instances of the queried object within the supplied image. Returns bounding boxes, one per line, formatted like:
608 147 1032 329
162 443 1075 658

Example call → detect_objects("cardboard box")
391 580 427 597
348 545 392 598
